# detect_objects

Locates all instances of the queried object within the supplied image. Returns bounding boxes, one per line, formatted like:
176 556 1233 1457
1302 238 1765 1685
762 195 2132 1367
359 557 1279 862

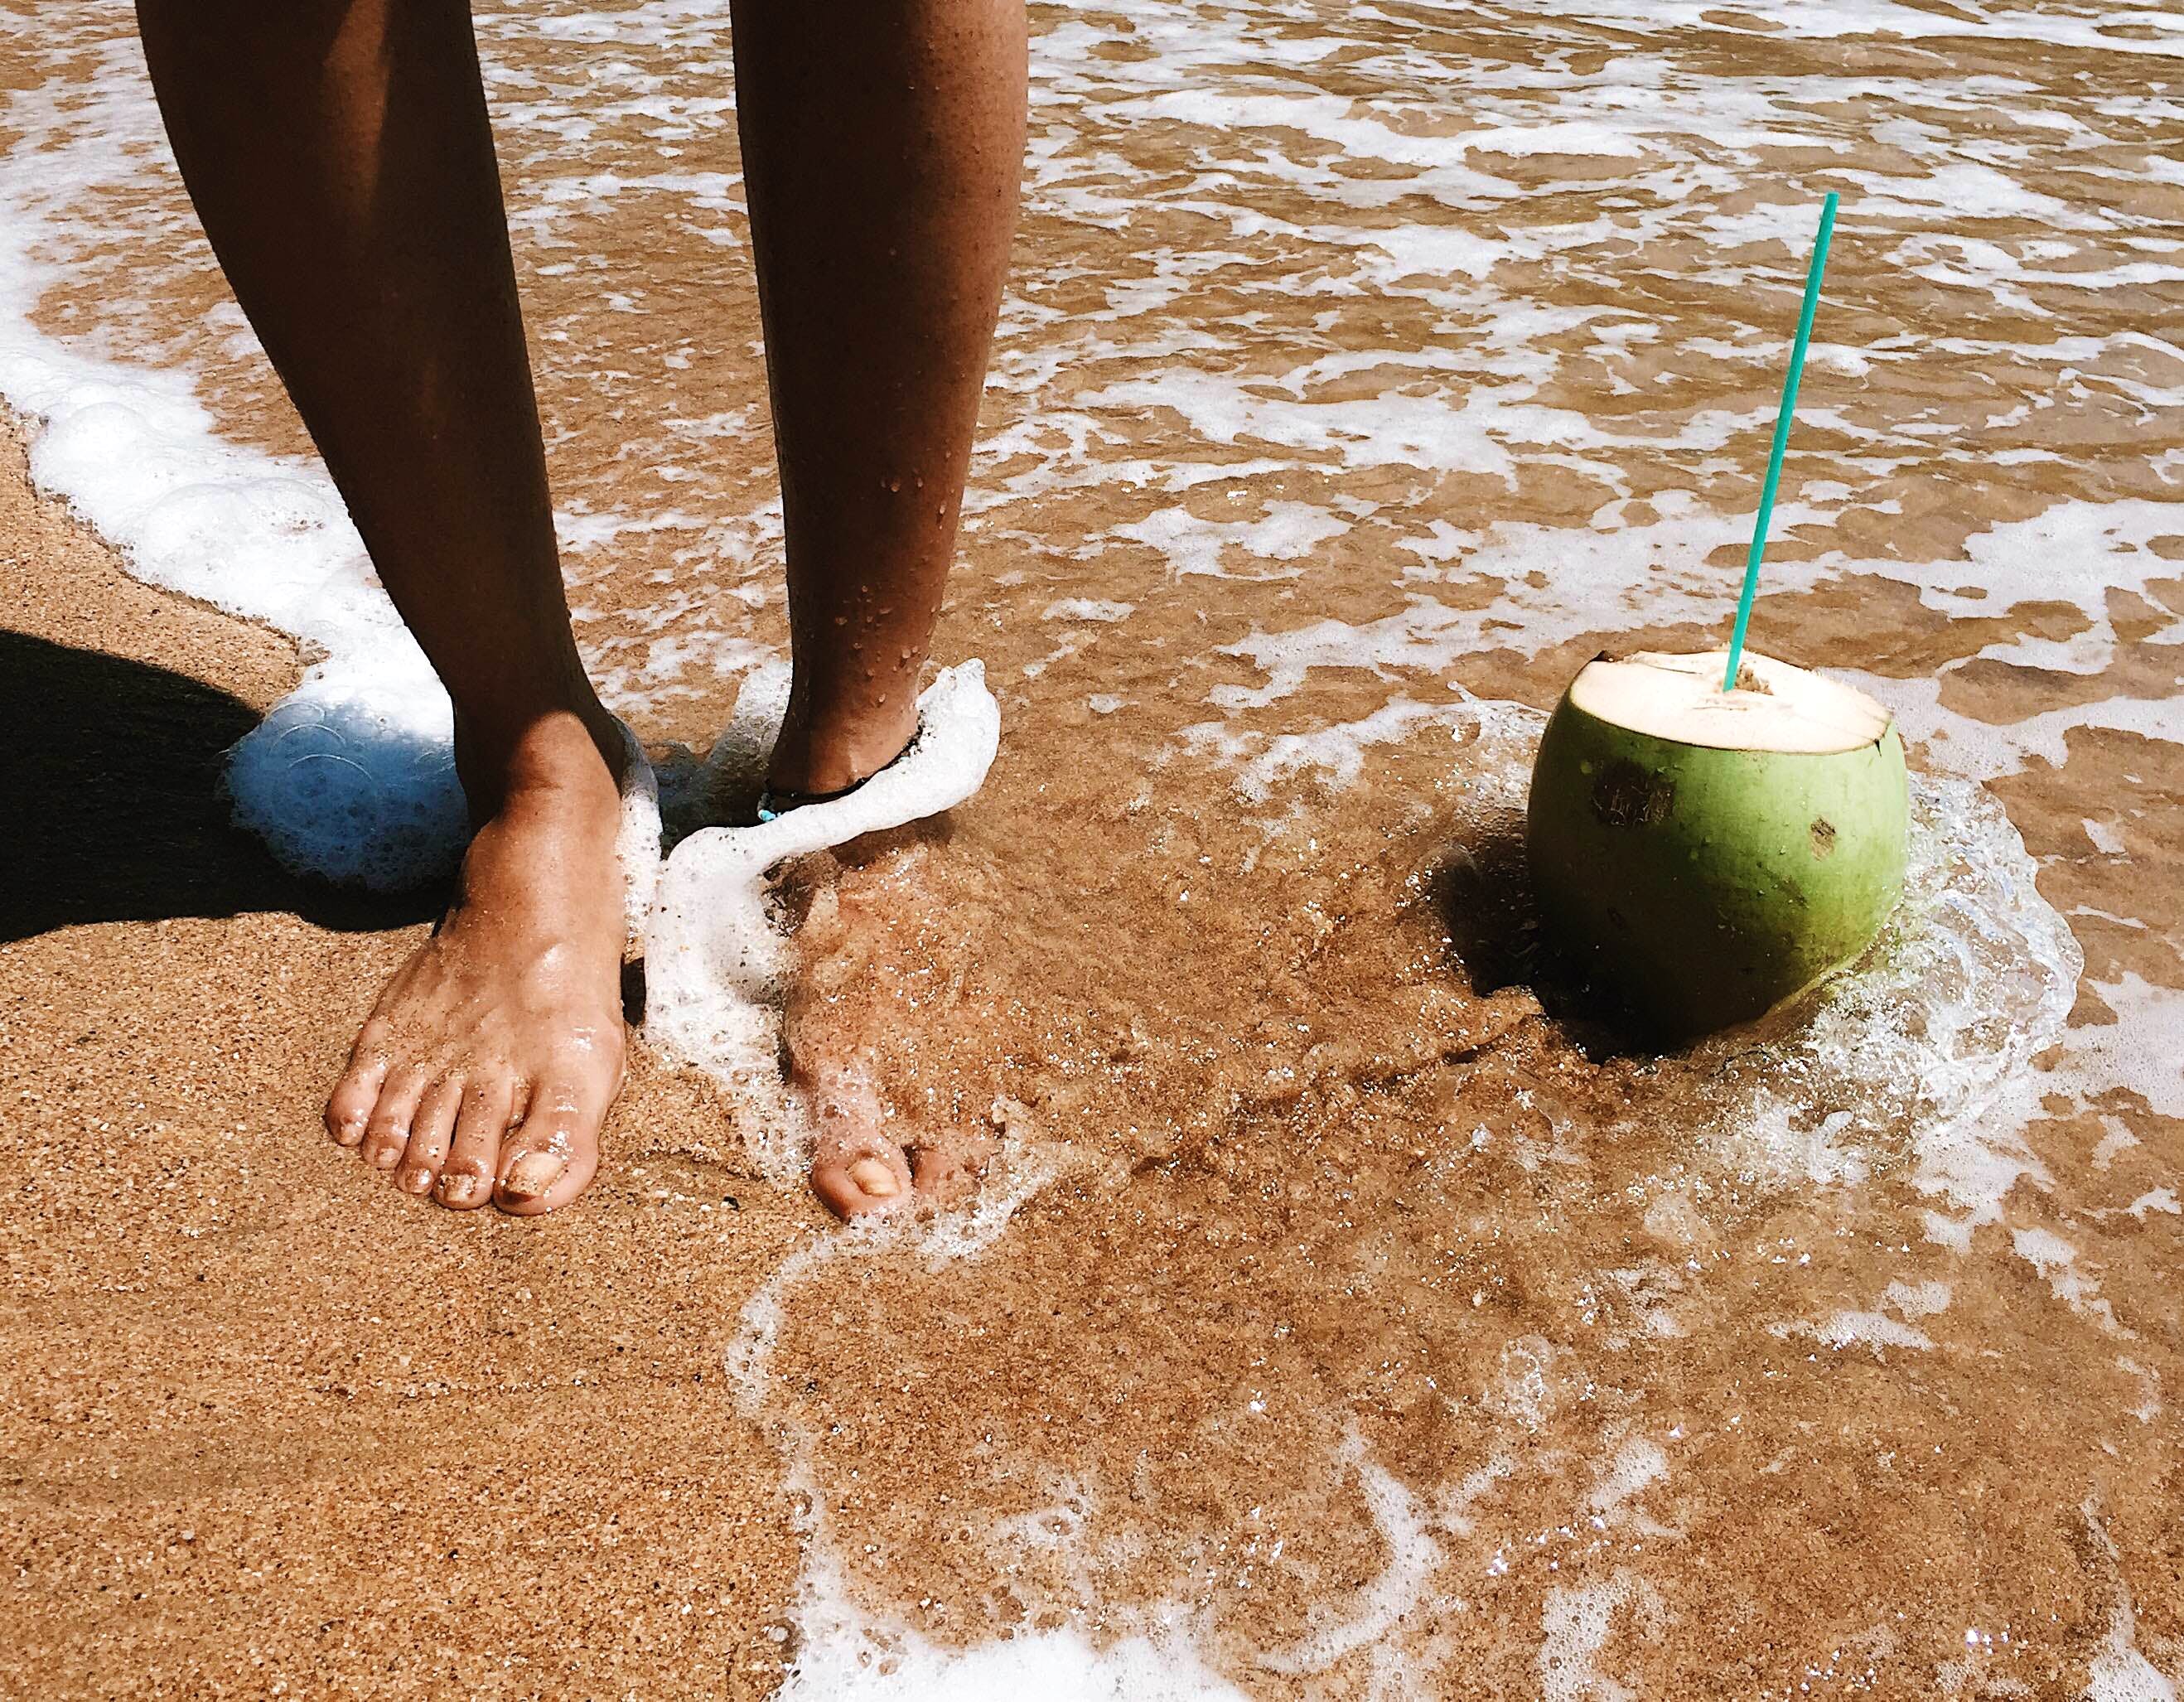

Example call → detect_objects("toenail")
848 1157 901 1198
370 1141 403 1170
437 1173 486 1206
398 1167 433 1196
501 1153 566 1199
331 1119 365 1147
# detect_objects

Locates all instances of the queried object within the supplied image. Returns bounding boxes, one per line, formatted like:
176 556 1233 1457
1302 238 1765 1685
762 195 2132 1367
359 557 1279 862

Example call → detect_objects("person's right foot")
323 712 633 1215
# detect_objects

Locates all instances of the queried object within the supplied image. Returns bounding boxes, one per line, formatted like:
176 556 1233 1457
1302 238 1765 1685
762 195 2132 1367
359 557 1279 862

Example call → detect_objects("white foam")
1259 1429 1443 1676
2010 1227 2125 1337
223 694 465 892
1775 1284 1951 1356
1586 1441 1669 1517
1539 1571 1657 1702
1042 597 1136 621
2069 976 2184 1120
1180 694 1531 805
1114 501 1349 582
777 1616 1251 1702
1704 776 2082 1247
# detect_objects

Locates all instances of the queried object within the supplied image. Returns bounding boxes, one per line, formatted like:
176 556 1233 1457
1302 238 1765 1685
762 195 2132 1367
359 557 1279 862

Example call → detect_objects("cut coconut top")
1568 649 1893 753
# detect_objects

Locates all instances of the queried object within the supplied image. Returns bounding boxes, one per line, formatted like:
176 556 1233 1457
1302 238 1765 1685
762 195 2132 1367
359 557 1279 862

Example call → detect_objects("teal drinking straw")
1723 191 1839 692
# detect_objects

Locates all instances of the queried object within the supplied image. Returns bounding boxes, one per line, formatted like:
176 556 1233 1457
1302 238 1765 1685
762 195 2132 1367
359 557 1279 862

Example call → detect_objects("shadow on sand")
1425 812 1660 1064
0 628 436 944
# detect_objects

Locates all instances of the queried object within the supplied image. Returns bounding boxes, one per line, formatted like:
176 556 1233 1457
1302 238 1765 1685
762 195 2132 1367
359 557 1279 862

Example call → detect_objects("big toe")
811 1134 914 1220
494 1085 605 1216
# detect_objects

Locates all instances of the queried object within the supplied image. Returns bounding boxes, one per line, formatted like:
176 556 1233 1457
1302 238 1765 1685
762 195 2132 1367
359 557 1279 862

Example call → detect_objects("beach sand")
4 389 2180 1694
0 418 811 1695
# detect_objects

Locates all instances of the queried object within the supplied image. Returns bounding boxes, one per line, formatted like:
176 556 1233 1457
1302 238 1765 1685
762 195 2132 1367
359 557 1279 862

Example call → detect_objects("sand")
4 384 2182 1694
0 417 811 1695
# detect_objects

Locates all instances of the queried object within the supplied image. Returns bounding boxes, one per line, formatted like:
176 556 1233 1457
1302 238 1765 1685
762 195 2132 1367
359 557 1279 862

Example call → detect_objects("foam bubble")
1694 776 2082 1245
775 1526 1252 1702
1539 1570 1660 1702
1259 1429 1442 1677
225 693 465 892
2010 1227 2124 1336
1774 1280 1953 1356
2080 1503 2182 1702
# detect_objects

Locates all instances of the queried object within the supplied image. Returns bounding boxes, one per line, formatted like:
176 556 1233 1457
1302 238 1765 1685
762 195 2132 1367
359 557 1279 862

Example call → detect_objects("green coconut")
1524 648 1908 1040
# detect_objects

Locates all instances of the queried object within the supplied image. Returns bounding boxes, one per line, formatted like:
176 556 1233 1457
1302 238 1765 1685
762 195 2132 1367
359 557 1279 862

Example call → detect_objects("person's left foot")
765 666 1007 1221
797 1051 996 1219
765 679 920 800
780 841 996 1221
802 1055 914 1217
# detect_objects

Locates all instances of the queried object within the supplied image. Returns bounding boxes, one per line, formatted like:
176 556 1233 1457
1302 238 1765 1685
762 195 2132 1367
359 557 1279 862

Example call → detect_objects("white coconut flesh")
1567 649 1893 754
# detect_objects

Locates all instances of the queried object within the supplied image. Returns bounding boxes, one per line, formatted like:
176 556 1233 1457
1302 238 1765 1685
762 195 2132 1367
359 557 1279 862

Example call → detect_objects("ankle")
454 704 626 822
767 688 919 796
768 668 921 795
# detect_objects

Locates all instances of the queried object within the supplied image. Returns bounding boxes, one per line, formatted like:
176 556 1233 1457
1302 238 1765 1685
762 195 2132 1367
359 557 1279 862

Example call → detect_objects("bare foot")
798 1052 996 1220
766 685 1005 1222
323 712 631 1215
781 859 997 1221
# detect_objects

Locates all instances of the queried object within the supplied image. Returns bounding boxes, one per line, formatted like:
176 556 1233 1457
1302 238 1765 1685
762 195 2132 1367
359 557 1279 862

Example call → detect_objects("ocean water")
1 0 2180 1693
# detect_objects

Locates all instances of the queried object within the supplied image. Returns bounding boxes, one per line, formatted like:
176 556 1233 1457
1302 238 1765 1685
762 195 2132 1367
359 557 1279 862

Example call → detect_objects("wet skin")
324 713 629 1214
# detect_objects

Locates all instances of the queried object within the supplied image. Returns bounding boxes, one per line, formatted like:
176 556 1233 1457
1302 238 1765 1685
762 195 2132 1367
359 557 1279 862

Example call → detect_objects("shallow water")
1 0 2179 1693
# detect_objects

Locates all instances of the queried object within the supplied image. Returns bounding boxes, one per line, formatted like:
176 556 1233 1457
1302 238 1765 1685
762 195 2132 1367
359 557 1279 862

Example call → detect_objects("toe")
495 1082 605 1216
800 1057 911 1220
359 1068 429 1172
435 1077 516 1211
811 1135 914 1220
326 1026 393 1147
908 1129 998 1206
395 1076 462 1197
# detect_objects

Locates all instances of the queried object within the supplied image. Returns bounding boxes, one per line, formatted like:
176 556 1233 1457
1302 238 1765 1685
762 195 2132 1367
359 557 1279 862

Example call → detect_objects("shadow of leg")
0 629 432 942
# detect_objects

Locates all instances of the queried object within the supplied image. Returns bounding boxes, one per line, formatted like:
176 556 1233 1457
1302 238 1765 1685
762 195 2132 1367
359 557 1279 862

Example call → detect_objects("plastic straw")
1723 191 1839 692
